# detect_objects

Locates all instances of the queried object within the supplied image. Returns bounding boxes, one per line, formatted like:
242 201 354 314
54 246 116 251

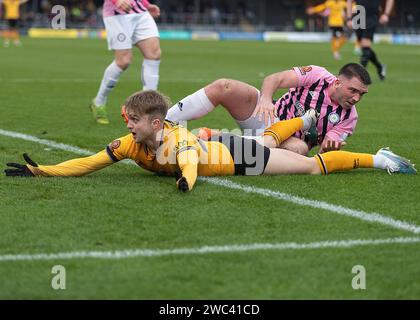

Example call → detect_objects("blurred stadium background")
1 0 420 34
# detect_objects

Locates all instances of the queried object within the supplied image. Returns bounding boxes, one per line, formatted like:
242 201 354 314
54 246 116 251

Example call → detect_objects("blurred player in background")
306 0 348 60
5 91 416 192
166 63 371 156
1 0 28 47
347 0 394 80
90 0 162 124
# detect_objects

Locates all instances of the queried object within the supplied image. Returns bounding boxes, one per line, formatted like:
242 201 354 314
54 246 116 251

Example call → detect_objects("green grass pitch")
0 38 419 299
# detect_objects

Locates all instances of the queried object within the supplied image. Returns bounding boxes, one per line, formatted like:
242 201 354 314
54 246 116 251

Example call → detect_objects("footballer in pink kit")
90 0 162 124
166 63 370 155
275 65 358 149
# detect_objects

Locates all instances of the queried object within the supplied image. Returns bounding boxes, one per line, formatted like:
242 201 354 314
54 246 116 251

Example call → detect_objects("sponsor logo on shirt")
308 91 317 98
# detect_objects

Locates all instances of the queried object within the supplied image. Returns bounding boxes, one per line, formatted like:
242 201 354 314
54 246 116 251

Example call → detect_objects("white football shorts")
103 12 159 50
235 88 280 136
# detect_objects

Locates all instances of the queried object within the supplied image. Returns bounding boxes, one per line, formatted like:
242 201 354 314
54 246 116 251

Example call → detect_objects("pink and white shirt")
274 65 358 147
103 0 151 17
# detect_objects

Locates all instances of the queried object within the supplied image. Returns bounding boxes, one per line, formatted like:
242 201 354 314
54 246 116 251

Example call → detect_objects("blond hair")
125 90 170 120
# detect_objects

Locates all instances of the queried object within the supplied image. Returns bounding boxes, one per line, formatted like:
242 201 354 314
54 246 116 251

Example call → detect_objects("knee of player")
144 48 162 60
213 78 234 94
116 55 132 70
294 144 309 156
280 139 309 156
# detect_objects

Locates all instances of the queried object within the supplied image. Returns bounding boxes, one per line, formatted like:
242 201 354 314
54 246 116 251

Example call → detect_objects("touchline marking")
200 177 420 234
1 128 420 234
0 237 419 262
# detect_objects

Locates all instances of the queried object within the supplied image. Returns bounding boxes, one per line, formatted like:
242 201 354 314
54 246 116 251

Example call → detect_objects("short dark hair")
338 63 372 85
125 90 170 120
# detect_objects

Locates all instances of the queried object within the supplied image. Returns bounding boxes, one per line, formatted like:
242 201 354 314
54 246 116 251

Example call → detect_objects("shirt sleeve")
27 150 114 177
171 129 199 190
292 65 331 87
105 134 133 162
311 3 327 14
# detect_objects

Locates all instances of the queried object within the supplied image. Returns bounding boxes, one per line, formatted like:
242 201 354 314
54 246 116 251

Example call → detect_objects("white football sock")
142 59 160 90
373 154 387 170
94 61 123 106
301 114 312 132
166 88 215 122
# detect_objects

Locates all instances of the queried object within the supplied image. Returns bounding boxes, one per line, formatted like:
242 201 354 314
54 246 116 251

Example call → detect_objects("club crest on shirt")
109 140 121 150
328 112 340 125
298 66 312 76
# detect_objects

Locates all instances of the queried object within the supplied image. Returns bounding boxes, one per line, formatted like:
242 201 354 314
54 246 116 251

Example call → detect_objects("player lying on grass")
4 91 416 192
166 63 371 155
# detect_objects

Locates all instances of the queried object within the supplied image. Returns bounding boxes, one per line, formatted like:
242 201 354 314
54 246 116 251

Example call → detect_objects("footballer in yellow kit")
21 117 273 191
2 0 28 47
4 91 416 192
306 0 348 59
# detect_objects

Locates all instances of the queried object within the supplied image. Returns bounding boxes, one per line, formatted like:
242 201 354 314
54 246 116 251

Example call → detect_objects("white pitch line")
1 128 420 235
0 237 419 262
200 177 420 234
0 129 93 156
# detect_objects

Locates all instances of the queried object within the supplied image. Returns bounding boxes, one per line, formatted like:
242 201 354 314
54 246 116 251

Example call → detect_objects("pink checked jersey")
274 65 358 147
103 0 150 17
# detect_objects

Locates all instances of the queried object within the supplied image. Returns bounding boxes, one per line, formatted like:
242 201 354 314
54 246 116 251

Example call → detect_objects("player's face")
126 112 155 143
336 76 369 109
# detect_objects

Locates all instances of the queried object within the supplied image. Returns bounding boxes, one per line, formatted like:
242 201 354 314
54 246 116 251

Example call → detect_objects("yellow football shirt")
311 0 347 27
3 0 21 20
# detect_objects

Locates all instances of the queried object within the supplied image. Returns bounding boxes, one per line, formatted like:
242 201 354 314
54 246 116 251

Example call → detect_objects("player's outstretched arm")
254 70 299 126
5 150 115 177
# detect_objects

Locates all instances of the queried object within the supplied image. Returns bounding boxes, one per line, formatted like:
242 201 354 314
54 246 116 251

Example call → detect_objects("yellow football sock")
3 30 10 41
338 36 346 50
331 38 340 53
315 151 374 175
263 118 303 147
12 30 19 41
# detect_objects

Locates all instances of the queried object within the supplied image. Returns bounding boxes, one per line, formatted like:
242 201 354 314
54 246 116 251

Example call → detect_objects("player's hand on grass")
115 0 132 12
319 139 346 153
148 4 161 18
4 153 37 177
253 96 276 127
